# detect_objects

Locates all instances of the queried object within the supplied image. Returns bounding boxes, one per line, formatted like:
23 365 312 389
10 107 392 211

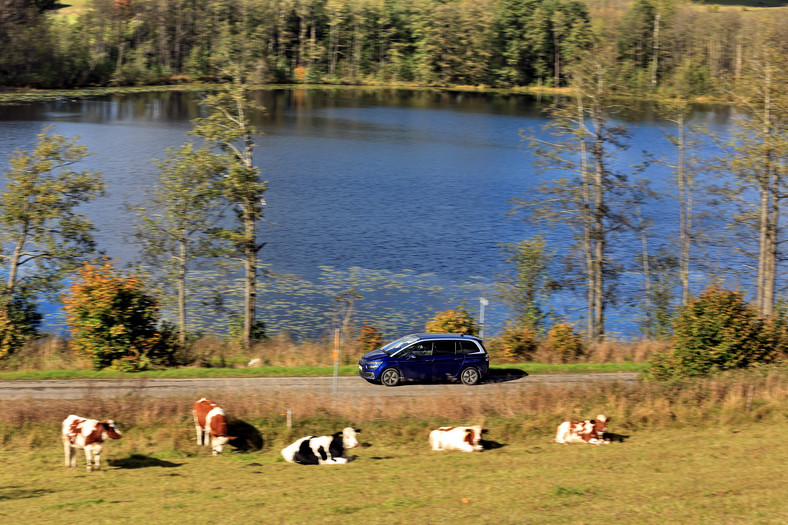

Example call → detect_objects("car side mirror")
408 354 418 360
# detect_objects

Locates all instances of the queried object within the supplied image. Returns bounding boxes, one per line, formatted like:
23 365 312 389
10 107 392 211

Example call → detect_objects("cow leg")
63 439 74 468
195 425 205 446
84 448 94 472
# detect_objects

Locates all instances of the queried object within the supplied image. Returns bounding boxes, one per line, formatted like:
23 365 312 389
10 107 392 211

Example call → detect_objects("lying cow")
281 427 360 465
193 397 236 455
429 425 486 452
62 414 123 472
555 415 610 445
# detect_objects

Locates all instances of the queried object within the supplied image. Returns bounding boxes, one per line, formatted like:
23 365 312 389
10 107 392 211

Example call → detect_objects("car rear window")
457 340 481 354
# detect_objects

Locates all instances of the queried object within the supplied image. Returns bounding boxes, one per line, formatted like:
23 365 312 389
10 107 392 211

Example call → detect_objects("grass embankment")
0 361 648 381
1 368 787 523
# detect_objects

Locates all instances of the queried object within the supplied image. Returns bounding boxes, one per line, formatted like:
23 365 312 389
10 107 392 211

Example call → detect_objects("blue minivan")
358 333 490 386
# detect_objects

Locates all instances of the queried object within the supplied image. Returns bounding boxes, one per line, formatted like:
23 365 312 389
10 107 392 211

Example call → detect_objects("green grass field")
2 423 786 524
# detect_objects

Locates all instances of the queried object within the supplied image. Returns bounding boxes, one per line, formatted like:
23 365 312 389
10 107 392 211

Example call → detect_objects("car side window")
409 342 433 357
432 340 456 356
458 341 479 354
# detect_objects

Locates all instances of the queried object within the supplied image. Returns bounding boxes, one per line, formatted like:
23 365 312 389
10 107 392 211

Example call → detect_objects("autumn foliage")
545 323 585 363
63 259 171 370
425 308 478 336
357 324 383 352
491 324 538 362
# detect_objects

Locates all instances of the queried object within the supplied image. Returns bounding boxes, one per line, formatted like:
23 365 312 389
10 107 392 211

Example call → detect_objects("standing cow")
555 415 610 445
429 425 486 452
281 427 360 465
62 414 123 472
193 397 236 455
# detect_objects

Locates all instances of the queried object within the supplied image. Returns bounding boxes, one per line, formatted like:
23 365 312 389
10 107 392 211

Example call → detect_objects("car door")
431 340 463 380
397 341 433 381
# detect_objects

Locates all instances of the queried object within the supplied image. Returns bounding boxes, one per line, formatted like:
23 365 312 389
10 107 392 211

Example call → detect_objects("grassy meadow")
1 367 787 523
2 423 787 524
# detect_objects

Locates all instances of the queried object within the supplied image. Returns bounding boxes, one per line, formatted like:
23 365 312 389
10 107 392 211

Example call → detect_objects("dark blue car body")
358 333 489 386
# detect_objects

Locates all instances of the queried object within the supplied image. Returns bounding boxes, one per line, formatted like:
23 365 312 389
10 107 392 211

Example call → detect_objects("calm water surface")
0 89 741 339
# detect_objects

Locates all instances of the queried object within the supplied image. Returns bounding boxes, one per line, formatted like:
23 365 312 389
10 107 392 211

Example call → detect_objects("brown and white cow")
429 425 486 452
62 414 123 472
555 415 610 445
193 397 236 455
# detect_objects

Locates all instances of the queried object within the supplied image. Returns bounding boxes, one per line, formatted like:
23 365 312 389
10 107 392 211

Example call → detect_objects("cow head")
592 415 609 437
341 428 360 450
101 420 123 440
211 434 237 455
465 425 486 451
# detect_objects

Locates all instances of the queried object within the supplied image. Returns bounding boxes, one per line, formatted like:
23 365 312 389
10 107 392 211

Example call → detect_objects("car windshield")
381 335 419 357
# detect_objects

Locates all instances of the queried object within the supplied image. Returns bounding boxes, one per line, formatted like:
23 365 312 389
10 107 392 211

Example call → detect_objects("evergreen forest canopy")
1 0 787 93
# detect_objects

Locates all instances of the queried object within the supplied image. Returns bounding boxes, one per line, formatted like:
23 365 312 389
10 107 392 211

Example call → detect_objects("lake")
0 88 743 340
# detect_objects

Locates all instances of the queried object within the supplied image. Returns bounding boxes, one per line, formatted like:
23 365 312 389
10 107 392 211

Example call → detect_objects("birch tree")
720 24 788 318
653 96 709 306
517 46 629 342
130 143 226 345
190 66 268 348
0 127 105 301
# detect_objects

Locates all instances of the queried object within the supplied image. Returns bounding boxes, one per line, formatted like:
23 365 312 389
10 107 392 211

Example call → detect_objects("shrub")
0 296 41 361
357 324 383 352
647 287 782 380
228 315 267 342
63 259 174 370
425 308 478 336
489 324 538 362
545 323 584 363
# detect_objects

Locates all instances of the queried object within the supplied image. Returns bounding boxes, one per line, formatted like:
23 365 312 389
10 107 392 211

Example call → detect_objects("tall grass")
2 367 786 453
2 332 664 372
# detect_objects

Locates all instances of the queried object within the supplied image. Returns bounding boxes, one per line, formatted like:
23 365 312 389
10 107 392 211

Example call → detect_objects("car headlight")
365 361 383 370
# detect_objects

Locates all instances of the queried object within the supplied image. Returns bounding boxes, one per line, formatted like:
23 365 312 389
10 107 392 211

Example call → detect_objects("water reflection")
0 89 740 339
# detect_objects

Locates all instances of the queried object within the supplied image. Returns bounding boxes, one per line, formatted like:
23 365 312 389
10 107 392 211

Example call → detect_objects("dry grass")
1 337 92 371
2 367 786 453
2 331 666 373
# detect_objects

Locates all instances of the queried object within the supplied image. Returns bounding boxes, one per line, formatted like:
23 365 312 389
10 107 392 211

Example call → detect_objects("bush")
425 308 478 336
545 323 584 363
357 324 383 352
0 296 41 361
489 324 538 362
228 315 267 343
647 287 783 380
63 259 175 370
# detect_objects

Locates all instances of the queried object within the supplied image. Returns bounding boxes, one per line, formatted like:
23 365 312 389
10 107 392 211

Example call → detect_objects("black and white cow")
281 427 360 465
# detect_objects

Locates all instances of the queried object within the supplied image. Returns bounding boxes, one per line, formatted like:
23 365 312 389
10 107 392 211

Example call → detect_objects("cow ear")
355 428 361 433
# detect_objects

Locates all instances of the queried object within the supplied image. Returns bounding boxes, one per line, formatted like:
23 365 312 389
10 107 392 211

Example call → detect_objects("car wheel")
380 368 401 387
460 367 480 385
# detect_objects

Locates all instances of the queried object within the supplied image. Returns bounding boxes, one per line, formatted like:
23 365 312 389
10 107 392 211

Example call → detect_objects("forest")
1 0 787 94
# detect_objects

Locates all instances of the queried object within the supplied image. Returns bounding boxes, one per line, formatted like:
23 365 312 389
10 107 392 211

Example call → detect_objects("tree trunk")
177 235 187 346
243 206 257 349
